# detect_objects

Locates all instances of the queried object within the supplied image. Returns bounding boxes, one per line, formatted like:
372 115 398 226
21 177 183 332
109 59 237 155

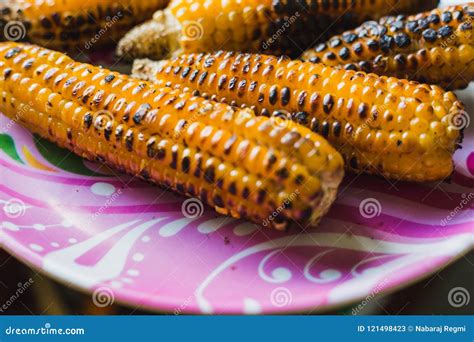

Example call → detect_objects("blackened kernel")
394 33 411 48
394 54 407 66
182 156 190 173
460 22 472 31
352 42 363 55
66 128 73 140
198 71 208 85
269 86 278 105
417 18 429 30
281 87 290 106
293 111 309 125
310 117 319 132
228 182 237 195
3 68 12 79
181 67 191 78
427 14 440 24
83 113 93 128
342 32 357 43
204 167 215 183
189 69 199 82
333 121 341 137
323 94 334 114
349 156 359 169
295 175 305 185
309 56 321 63
170 147 178 169
358 103 368 119
5 47 20 59
325 52 337 60
242 187 250 199
228 77 237 90
422 29 437 42
315 43 327 52
441 11 453 23
276 168 289 179
367 40 379 51
438 25 453 38
125 131 134 151
329 38 342 48
104 74 115 83
320 121 330 137
213 195 224 207
379 35 394 52
406 20 418 33
339 47 350 60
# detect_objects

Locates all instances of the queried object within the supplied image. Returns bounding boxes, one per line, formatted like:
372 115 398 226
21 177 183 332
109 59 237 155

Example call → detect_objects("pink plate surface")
1 63 473 315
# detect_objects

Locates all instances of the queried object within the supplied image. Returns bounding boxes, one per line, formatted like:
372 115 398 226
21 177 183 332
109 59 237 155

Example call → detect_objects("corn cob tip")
117 10 181 61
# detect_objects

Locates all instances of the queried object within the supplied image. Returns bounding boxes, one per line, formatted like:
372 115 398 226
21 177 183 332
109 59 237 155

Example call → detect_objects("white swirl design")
448 287 470 308
448 110 470 131
359 198 382 218
182 21 203 41
181 198 204 219
270 287 292 307
92 286 115 307
3 198 27 218
4 21 27 41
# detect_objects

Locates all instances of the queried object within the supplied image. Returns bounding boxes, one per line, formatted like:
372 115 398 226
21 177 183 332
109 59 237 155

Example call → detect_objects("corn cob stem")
0 42 344 230
132 52 465 182
302 4 474 90
0 0 169 51
116 0 439 61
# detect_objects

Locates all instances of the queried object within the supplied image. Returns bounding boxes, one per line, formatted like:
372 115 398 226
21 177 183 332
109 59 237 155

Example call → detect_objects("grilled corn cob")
0 0 169 51
302 4 474 90
0 42 344 230
132 52 465 182
116 0 439 61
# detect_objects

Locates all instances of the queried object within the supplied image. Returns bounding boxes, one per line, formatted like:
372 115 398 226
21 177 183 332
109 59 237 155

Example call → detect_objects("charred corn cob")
0 42 344 230
132 52 465 182
116 0 439 61
0 0 169 51
302 4 474 90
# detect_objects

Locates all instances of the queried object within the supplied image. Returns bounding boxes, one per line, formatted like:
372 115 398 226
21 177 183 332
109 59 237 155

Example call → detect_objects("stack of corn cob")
0 0 169 51
116 0 440 60
0 1 470 231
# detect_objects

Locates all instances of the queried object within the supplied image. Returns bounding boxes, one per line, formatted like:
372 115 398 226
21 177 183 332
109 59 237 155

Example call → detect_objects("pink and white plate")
0 63 472 314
